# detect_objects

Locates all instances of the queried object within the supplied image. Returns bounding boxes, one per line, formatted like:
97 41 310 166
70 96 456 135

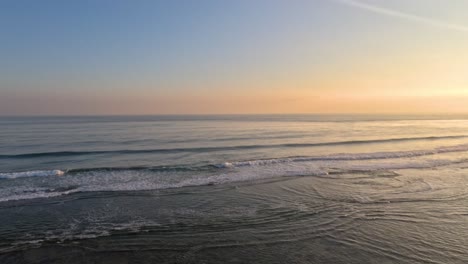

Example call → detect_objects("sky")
1 0 468 115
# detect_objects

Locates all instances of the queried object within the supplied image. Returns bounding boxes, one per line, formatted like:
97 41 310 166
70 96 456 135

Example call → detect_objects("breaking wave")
0 170 65 179
217 143 468 168
1 143 468 203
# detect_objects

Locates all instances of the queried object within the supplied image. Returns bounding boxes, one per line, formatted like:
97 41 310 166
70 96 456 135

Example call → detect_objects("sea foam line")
3 143 468 180
217 144 468 168
0 170 64 179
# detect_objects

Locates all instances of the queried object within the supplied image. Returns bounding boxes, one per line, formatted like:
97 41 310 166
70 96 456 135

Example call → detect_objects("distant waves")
2 134 468 159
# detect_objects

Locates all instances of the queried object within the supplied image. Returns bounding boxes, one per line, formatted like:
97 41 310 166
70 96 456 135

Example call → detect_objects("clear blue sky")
2 0 468 115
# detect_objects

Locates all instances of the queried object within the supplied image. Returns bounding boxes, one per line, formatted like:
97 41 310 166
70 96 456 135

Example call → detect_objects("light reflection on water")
0 115 468 263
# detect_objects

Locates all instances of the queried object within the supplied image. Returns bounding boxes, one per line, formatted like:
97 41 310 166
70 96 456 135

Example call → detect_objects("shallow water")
1 115 468 263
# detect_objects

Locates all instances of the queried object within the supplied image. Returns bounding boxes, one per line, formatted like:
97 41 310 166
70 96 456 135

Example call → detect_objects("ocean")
1 114 468 263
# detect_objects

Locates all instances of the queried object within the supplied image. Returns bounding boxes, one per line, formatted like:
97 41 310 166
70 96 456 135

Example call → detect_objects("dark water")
1 115 468 263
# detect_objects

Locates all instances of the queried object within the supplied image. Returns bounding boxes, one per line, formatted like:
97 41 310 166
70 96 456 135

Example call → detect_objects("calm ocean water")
1 115 468 263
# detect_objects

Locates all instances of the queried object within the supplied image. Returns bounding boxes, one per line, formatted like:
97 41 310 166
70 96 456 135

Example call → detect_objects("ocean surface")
1 114 468 263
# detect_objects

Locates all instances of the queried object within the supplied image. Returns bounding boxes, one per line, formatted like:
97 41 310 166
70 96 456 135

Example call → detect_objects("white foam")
217 144 468 168
11 219 160 247
0 170 64 179
2 143 468 203
0 188 76 202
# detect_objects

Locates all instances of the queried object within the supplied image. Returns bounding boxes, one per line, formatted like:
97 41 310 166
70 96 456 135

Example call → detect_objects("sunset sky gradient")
1 0 468 115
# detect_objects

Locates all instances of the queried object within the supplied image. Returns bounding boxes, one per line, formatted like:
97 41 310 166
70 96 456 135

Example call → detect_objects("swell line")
1 135 466 159
3 143 468 180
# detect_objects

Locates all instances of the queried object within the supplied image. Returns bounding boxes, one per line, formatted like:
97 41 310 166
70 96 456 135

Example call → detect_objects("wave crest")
0 170 64 179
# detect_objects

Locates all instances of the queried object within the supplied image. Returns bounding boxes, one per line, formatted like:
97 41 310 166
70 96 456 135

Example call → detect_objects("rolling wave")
2 142 468 181
1 135 467 159
218 143 468 168
0 170 64 179
1 142 468 203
